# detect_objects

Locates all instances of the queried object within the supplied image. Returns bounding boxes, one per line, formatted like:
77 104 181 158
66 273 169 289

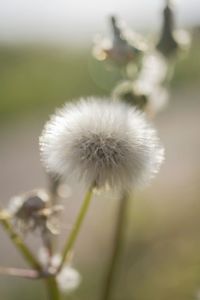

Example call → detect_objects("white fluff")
40 97 164 190
57 266 81 293
38 248 81 293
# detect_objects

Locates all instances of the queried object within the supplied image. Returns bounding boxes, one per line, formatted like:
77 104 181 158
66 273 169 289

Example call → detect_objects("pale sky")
0 0 199 44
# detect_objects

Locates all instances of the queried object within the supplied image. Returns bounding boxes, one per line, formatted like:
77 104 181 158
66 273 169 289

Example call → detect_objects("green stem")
48 175 60 256
48 174 60 203
0 212 42 271
58 187 94 273
45 277 61 300
0 211 62 300
101 192 129 300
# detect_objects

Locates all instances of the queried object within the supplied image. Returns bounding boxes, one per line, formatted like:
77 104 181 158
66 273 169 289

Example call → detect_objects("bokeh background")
0 0 200 299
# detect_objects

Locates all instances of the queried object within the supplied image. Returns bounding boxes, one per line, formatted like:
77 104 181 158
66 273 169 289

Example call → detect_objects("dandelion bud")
8 189 62 234
40 98 164 191
93 16 146 66
157 0 191 58
157 0 178 57
8 189 48 224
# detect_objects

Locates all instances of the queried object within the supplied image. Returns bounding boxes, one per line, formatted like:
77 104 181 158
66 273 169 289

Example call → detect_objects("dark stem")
101 192 129 300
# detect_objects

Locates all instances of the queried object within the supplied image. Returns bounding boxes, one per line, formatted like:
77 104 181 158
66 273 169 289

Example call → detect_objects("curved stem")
101 192 130 300
57 187 94 273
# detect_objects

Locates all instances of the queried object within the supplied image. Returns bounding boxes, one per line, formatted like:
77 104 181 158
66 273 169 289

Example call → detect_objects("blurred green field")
0 45 105 123
0 38 199 123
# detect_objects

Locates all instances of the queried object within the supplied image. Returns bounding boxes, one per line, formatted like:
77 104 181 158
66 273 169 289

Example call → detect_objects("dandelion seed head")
40 97 164 190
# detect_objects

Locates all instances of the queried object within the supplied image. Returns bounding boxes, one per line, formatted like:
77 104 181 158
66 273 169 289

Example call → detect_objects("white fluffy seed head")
40 97 164 191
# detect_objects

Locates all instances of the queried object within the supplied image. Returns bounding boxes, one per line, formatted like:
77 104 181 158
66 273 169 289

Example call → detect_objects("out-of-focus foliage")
172 38 200 86
0 46 105 123
0 37 199 123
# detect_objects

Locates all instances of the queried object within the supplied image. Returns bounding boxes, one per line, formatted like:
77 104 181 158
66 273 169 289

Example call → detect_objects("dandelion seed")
40 98 164 190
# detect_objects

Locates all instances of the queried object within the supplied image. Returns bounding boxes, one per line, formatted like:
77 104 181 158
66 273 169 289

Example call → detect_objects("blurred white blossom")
113 52 169 114
57 266 81 293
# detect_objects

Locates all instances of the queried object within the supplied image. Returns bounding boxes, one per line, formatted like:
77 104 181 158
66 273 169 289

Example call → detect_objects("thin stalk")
0 210 61 300
0 211 42 271
57 187 94 273
45 277 61 300
0 267 39 279
101 192 130 300
48 175 60 204
48 175 60 257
